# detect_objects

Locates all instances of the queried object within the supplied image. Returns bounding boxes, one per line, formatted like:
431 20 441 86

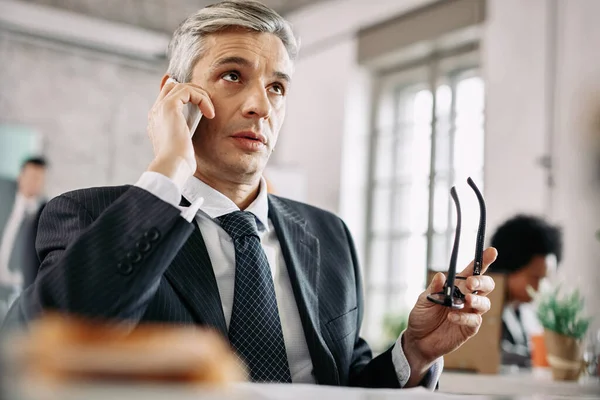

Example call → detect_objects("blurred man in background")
0 157 47 313
490 215 562 367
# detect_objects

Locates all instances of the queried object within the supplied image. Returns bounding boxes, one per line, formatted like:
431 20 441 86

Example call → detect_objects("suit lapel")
164 204 228 337
268 195 339 385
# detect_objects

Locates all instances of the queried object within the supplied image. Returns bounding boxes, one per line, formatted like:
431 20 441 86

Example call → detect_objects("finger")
466 275 496 295
416 272 446 306
427 272 446 295
448 312 482 330
165 85 215 119
459 247 498 277
465 294 491 314
157 79 179 102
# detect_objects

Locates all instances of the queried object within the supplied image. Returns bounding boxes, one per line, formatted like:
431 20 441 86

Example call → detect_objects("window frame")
362 44 483 348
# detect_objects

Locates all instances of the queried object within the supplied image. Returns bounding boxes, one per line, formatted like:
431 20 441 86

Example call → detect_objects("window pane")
397 86 425 124
454 76 485 175
396 125 431 179
434 132 451 172
376 90 395 130
374 135 395 181
430 232 450 271
432 177 450 233
460 175 484 246
458 229 479 273
393 182 429 234
368 239 389 286
389 291 410 315
371 186 392 233
413 90 433 124
453 130 483 173
390 236 427 286
365 291 386 345
436 84 452 118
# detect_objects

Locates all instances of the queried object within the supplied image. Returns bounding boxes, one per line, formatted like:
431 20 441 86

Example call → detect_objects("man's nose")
243 84 271 119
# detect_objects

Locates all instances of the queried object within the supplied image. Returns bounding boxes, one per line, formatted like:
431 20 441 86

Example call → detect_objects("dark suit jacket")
0 179 18 238
2 185 403 387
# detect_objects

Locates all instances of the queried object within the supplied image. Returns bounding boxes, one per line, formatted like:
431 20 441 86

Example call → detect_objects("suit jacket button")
127 251 142 264
136 239 151 253
144 228 160 242
117 262 133 275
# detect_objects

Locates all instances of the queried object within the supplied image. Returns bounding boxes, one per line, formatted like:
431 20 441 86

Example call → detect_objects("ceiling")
19 0 324 33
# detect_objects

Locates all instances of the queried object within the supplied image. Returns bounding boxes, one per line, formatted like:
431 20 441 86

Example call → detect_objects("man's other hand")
402 247 498 387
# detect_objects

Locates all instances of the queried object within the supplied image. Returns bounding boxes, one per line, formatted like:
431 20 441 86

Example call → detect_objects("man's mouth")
231 131 267 144
230 131 268 151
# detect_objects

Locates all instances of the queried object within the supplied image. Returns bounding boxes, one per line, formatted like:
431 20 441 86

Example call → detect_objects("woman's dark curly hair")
490 215 562 274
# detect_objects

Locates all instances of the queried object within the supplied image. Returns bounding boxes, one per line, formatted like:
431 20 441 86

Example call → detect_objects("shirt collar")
15 193 41 213
181 176 270 232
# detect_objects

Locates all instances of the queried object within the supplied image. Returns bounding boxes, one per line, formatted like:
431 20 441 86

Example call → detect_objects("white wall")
482 0 550 232
551 0 600 330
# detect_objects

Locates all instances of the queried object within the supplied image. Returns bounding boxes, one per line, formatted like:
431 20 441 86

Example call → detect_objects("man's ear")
160 74 170 90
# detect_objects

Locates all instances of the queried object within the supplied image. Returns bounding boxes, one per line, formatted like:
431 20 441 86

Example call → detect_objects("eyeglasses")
427 177 486 309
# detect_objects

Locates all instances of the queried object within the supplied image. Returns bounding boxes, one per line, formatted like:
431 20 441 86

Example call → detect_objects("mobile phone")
166 77 203 136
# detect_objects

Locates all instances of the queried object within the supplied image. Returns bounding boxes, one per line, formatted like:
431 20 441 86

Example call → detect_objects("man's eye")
269 84 284 95
222 72 240 82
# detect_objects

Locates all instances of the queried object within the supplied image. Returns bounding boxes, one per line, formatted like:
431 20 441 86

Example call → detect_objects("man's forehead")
201 30 293 73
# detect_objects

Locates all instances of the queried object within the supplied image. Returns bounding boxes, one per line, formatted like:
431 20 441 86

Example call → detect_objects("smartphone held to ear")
166 77 203 136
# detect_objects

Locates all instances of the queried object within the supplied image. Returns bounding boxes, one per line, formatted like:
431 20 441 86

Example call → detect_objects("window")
363 50 485 348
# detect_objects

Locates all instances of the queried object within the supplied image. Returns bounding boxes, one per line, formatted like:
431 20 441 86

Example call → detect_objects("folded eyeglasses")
426 177 486 310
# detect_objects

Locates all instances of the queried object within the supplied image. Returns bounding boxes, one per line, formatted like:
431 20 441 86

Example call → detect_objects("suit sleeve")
2 186 194 331
21 204 45 289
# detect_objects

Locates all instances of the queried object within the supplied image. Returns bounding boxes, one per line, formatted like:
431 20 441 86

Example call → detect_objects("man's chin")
219 157 266 179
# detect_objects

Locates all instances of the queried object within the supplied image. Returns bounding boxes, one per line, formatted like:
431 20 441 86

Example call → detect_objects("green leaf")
533 284 591 340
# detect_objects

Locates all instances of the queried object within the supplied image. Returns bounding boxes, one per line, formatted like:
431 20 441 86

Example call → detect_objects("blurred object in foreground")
531 333 549 368
3 314 246 386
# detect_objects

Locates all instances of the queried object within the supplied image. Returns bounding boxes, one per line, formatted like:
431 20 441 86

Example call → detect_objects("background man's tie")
218 211 292 383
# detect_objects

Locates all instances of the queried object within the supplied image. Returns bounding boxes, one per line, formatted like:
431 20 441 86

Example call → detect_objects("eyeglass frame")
426 177 486 309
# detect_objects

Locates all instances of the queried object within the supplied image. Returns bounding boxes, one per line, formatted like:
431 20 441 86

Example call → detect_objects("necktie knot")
218 211 259 240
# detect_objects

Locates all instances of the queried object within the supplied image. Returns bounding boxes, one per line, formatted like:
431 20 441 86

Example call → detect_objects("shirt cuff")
391 330 444 390
134 172 203 223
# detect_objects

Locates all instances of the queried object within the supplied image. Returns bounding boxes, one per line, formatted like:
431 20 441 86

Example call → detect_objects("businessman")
3 0 497 388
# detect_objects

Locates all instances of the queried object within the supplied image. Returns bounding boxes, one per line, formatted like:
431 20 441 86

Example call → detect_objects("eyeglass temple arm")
446 187 461 297
467 177 486 276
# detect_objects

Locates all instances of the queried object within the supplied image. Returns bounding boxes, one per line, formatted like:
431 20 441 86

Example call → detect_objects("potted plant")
532 285 591 380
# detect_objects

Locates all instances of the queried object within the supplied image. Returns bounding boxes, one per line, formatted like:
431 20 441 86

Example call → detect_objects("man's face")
18 164 46 198
508 254 557 303
189 29 293 182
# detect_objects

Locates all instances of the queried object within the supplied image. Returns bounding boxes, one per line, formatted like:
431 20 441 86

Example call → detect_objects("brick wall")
0 33 165 197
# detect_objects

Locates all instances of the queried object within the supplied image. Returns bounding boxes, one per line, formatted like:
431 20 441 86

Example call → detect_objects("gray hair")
167 0 299 83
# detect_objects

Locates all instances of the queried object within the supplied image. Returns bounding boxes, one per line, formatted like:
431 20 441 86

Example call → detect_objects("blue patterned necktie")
218 211 292 383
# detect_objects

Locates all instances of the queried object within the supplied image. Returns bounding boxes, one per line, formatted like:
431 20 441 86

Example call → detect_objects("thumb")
427 272 446 294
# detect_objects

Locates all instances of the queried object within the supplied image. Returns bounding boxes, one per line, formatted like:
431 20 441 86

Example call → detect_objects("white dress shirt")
0 193 40 286
135 172 442 387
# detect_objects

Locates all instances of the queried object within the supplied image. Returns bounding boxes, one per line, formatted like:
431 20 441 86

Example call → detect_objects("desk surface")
440 369 600 397
4 374 600 400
